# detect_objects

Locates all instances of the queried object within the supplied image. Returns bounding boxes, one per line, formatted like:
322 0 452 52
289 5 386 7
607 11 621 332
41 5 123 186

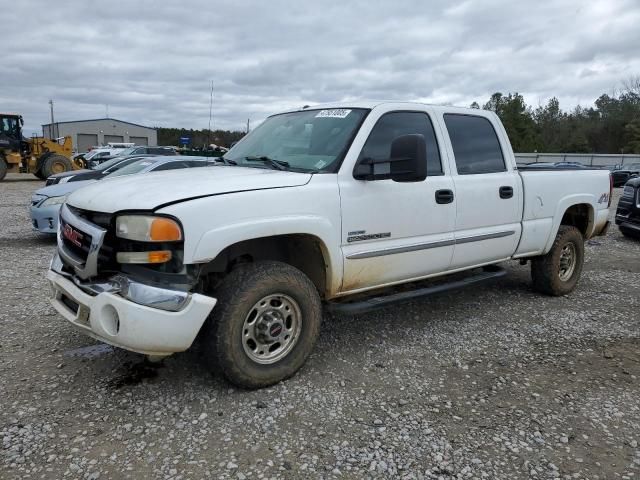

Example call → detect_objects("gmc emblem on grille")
62 224 84 247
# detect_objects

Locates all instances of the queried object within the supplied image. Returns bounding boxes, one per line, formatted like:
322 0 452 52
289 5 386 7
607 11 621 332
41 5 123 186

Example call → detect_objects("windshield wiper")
244 155 289 171
217 156 237 165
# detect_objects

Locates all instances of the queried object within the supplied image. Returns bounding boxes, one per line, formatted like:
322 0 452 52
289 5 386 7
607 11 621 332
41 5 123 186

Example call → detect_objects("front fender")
191 215 343 296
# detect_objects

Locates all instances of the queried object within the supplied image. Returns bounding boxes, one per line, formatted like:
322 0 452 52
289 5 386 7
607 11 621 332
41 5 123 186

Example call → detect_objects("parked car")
115 146 178 157
553 161 588 168
85 146 178 169
45 155 155 185
611 163 640 187
31 156 215 234
523 161 588 169
47 102 611 388
615 176 640 238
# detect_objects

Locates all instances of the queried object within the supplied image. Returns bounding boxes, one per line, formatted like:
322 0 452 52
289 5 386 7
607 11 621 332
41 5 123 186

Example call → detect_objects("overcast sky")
4 0 640 135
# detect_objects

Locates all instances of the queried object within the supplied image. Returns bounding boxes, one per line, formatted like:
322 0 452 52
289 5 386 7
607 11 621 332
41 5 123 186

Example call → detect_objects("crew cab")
47 102 612 388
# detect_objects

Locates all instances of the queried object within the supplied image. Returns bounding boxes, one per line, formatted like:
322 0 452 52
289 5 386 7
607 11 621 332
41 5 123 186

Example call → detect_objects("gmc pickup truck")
47 102 612 388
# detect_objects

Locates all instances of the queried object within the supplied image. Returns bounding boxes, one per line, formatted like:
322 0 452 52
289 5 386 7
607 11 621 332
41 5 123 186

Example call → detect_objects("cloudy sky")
4 0 640 135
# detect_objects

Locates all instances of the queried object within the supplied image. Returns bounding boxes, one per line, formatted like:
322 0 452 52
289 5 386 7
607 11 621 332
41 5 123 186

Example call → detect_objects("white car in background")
84 144 134 168
30 156 216 234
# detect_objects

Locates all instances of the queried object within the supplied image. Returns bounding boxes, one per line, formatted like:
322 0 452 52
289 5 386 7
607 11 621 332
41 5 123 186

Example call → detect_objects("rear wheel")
531 226 584 296
40 154 72 178
201 261 322 389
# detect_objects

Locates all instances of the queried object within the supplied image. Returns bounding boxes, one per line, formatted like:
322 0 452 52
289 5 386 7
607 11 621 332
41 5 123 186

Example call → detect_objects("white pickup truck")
47 102 612 388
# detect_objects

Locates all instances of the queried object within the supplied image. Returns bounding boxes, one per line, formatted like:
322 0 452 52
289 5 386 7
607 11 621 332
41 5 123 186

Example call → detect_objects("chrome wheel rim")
558 243 576 281
241 293 302 364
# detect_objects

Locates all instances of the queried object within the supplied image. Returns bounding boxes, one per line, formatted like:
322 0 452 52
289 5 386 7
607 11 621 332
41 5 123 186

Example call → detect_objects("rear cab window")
443 114 506 175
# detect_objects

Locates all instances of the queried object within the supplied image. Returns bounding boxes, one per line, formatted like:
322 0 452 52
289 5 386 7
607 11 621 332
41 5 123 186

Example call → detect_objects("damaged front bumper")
48 254 217 356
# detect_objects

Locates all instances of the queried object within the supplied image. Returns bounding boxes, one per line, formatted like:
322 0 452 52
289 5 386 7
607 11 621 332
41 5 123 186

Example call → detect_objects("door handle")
499 186 514 199
435 189 454 204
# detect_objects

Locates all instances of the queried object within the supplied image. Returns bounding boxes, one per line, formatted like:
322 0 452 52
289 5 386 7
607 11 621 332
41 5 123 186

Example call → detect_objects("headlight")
41 194 69 207
59 176 74 184
116 215 183 242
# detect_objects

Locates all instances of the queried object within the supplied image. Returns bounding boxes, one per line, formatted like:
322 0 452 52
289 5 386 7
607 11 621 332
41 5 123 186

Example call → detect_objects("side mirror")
353 134 427 182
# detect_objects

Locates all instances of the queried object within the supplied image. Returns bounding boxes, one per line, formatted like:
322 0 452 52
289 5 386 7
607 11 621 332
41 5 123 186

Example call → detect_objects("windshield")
225 108 368 172
115 147 137 156
85 150 107 160
0 117 19 136
93 157 127 171
105 159 159 178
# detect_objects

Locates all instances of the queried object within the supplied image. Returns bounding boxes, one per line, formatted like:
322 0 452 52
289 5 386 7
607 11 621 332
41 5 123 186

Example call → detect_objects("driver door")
338 110 456 293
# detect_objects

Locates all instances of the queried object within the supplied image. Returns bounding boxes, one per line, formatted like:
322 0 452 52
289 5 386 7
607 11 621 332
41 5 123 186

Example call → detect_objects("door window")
358 112 443 176
444 114 506 175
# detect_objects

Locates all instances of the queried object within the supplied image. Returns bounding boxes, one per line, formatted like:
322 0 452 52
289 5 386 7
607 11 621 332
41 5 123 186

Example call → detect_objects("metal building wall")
42 119 157 152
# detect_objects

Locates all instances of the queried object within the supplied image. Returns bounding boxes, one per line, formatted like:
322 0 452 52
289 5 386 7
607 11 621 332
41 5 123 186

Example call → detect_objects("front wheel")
531 225 585 296
40 154 72 178
202 261 322 389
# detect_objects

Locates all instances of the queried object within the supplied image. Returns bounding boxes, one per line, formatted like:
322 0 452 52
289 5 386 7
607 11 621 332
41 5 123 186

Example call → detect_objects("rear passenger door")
441 113 522 269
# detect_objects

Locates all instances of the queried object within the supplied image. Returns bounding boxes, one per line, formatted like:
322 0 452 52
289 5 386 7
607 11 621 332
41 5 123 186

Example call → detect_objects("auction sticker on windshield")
315 109 352 118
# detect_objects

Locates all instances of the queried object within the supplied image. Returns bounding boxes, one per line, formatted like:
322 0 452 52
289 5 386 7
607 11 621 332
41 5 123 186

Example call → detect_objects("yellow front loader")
0 113 82 181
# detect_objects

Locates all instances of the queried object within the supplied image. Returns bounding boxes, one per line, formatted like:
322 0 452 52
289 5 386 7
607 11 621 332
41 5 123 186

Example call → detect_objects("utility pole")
49 99 55 138
246 118 250 133
207 81 214 147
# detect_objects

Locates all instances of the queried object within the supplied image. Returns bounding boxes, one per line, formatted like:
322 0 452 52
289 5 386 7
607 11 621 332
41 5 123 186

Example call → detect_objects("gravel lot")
1 173 639 480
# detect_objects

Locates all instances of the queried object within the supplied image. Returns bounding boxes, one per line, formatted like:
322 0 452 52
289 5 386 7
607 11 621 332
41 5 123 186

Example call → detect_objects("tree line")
157 128 246 149
470 77 640 154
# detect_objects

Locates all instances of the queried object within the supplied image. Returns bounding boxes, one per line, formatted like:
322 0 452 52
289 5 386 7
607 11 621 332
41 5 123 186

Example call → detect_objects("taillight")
608 173 613 207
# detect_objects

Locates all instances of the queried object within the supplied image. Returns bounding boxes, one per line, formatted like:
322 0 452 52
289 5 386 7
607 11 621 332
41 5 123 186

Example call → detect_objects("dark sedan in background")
616 176 640 238
611 163 640 187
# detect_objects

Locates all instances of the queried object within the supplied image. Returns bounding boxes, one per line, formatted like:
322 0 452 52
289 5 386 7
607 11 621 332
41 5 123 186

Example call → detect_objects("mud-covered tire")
33 169 46 179
40 154 72 178
531 225 584 296
201 261 322 389
0 157 7 181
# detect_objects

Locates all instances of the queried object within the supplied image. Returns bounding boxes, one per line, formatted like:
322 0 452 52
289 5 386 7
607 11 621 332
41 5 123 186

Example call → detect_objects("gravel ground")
1 172 639 480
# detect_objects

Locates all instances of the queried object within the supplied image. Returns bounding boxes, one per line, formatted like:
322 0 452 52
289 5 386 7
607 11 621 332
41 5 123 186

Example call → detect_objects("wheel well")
560 203 593 237
201 234 329 297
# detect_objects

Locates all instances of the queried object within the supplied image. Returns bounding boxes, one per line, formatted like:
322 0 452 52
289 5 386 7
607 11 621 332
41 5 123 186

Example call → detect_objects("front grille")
59 216 93 263
66 206 116 272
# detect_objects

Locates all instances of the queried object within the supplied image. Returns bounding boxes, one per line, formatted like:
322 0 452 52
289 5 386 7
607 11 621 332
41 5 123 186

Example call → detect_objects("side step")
326 267 506 315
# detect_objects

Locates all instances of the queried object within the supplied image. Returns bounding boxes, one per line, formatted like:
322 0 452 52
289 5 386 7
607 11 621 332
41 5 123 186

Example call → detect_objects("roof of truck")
279 101 490 116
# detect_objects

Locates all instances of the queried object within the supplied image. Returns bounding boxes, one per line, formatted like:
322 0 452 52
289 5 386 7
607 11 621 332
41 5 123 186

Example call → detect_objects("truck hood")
66 166 313 213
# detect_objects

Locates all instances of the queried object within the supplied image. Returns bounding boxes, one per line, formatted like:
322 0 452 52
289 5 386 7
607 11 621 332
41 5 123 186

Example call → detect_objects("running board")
326 267 507 315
